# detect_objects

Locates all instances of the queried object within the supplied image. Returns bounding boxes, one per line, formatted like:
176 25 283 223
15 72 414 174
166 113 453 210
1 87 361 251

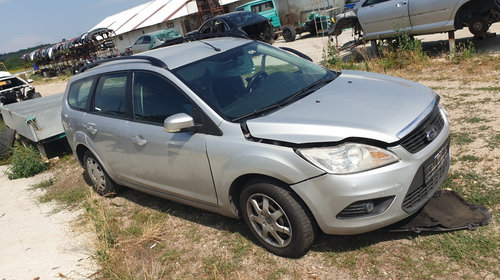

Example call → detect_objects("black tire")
468 18 489 36
32 92 42 98
83 151 119 196
240 179 316 257
0 127 16 158
282 25 296 42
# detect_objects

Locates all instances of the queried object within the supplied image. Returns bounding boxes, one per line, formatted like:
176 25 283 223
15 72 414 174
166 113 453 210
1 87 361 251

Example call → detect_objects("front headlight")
297 143 399 174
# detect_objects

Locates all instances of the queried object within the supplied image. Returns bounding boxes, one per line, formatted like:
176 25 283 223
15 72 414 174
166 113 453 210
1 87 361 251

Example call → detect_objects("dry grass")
40 53 500 279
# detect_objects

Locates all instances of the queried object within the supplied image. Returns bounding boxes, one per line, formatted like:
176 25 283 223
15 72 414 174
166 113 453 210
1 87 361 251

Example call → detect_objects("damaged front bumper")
291 113 451 235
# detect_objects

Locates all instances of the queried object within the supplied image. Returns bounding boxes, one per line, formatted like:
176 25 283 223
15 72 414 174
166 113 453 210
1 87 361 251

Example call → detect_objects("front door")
125 71 217 206
357 0 411 39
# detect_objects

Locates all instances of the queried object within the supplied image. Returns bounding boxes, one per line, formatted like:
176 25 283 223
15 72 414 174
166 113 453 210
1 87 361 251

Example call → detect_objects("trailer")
0 93 68 159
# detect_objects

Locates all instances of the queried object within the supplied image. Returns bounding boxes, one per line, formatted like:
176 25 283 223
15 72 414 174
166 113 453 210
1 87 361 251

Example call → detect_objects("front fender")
330 11 359 36
206 137 324 217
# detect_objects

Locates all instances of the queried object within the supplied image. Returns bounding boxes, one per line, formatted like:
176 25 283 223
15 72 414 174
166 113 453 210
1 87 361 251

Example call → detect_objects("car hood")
245 70 437 144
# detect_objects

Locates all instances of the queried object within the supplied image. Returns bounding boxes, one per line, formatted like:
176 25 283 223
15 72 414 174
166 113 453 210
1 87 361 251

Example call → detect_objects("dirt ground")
34 80 68 97
0 166 96 279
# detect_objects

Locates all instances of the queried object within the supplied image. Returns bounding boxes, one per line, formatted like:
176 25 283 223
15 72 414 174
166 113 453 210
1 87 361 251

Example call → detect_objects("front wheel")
240 179 316 257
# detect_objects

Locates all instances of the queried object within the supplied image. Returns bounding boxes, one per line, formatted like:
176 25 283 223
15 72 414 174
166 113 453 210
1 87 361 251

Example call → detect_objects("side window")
213 20 226 33
142 36 151 44
363 0 391 7
93 73 128 117
200 21 213 34
68 78 93 110
133 72 193 124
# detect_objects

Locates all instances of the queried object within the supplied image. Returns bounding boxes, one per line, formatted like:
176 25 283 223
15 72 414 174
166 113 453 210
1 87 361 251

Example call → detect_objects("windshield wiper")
231 102 283 122
280 76 334 106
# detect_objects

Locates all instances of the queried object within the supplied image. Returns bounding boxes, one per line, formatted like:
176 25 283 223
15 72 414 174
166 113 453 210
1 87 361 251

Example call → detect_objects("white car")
0 72 40 104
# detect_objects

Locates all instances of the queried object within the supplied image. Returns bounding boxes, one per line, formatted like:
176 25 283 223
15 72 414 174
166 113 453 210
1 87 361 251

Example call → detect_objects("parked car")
128 29 184 54
186 11 275 44
0 72 41 105
62 37 450 257
330 0 500 39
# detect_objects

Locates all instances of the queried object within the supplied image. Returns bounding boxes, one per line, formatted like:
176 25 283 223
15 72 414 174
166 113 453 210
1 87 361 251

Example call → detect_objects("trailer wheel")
283 25 296 42
0 127 16 158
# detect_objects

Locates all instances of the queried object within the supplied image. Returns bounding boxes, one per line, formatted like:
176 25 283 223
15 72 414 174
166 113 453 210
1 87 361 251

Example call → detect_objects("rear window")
224 12 266 27
67 78 94 110
93 73 128 117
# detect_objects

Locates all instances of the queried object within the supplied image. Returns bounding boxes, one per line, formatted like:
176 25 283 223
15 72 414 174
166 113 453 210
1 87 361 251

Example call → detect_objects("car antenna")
198 40 220 52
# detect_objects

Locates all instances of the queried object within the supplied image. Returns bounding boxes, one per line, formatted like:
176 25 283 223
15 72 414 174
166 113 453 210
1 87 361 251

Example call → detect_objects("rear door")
83 72 132 181
125 71 217 206
357 0 411 39
408 0 460 33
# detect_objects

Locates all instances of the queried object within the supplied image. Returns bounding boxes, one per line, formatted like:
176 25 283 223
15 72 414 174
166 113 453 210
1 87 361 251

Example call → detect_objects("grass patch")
31 177 55 190
458 155 482 162
465 117 488 124
474 87 500 92
487 133 500 149
451 132 476 146
6 145 49 179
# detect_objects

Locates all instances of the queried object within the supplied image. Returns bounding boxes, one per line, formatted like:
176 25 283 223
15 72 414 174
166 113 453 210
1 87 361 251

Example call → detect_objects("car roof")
0 71 12 79
87 37 251 73
213 11 267 27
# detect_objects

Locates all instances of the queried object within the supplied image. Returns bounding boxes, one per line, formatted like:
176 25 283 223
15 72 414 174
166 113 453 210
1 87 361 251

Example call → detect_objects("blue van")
235 0 282 29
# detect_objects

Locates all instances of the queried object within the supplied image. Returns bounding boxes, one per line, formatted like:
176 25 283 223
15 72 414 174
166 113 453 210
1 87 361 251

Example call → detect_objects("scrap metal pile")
21 28 118 76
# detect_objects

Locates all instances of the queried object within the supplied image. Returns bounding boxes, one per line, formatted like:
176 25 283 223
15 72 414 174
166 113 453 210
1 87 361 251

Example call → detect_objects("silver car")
332 0 500 39
61 37 450 257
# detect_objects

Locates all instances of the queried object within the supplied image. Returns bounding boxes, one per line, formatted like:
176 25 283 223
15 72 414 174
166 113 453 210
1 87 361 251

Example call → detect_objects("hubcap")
246 193 292 248
86 157 106 192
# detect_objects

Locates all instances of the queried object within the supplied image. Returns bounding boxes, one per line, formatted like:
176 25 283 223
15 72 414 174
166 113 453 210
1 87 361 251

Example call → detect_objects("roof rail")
78 55 168 73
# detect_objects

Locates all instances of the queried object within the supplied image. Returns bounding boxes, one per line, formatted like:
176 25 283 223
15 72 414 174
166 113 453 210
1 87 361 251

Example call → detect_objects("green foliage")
0 44 51 71
323 29 427 72
6 145 49 179
376 30 427 71
451 41 476 63
322 41 366 71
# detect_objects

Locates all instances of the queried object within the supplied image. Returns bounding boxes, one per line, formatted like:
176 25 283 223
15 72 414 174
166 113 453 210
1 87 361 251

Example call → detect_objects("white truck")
331 0 500 40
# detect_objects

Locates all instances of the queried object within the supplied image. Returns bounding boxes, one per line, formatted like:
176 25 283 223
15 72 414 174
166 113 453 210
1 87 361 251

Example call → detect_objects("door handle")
131 136 147 146
396 2 407 7
85 123 97 135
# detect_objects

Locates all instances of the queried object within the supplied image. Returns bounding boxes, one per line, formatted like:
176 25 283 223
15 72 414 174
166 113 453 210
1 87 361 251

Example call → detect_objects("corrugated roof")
90 0 239 35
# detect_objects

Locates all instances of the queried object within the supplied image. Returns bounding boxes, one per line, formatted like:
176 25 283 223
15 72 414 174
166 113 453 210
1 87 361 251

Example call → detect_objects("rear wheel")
283 25 296 42
0 127 16 158
240 179 316 257
83 151 119 196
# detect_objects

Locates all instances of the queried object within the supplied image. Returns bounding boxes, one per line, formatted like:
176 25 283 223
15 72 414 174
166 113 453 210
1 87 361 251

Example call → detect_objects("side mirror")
27 79 34 83
164 113 195 133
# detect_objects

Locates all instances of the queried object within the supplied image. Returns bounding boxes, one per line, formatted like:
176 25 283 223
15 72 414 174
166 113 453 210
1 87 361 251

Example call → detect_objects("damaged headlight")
297 143 399 174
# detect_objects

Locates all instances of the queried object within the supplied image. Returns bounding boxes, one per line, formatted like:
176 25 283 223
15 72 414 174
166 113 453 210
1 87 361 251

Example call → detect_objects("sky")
0 0 150 54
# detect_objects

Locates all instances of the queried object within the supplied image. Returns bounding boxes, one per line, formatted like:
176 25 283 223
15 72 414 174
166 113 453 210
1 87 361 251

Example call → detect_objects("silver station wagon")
62 37 450 257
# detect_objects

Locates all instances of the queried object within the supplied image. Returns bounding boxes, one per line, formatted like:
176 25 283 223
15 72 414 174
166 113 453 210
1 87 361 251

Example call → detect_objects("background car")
186 11 275 44
0 72 40 104
331 0 500 39
128 29 184 54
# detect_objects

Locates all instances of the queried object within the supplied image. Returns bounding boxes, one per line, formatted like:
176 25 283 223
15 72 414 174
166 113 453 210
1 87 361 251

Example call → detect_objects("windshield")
173 41 336 121
0 77 25 91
